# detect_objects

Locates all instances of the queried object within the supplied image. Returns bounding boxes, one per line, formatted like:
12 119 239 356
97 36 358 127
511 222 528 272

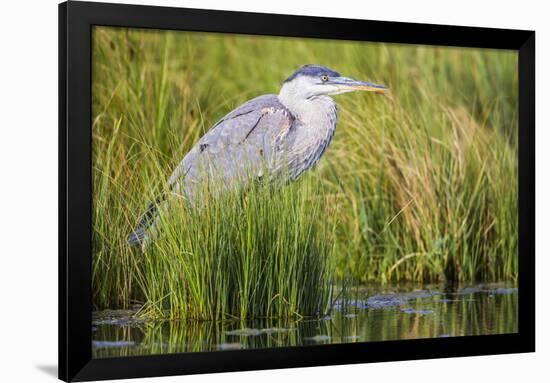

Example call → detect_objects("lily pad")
216 343 243 350
494 287 517 295
400 308 433 315
226 327 292 336
305 335 331 342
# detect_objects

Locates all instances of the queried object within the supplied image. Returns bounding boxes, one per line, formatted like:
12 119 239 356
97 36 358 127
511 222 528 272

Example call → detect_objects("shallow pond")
92 282 517 358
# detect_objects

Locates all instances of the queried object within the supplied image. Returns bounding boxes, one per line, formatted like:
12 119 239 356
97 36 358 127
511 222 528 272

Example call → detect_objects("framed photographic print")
59 1 535 381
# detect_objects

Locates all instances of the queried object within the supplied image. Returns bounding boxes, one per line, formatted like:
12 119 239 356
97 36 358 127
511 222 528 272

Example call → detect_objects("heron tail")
128 192 166 247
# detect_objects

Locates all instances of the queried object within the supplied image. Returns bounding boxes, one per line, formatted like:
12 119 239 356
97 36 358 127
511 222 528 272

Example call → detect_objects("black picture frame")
59 1 535 381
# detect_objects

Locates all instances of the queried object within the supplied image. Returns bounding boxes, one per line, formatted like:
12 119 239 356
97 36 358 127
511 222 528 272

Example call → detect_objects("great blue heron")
129 64 387 246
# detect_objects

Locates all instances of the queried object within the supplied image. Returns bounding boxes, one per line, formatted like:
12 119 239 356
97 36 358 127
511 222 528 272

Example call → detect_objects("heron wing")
167 94 294 195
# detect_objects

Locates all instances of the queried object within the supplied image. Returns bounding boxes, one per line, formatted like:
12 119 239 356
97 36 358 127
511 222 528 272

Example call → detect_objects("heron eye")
321 75 329 82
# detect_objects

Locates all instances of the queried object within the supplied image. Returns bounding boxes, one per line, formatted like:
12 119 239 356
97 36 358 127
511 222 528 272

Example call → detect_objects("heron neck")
278 92 336 126
276 93 338 180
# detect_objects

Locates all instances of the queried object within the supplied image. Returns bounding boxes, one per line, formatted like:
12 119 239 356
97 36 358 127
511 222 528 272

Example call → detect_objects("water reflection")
92 283 518 358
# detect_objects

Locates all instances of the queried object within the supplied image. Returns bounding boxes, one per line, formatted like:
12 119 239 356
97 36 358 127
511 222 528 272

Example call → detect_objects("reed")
91 27 518 317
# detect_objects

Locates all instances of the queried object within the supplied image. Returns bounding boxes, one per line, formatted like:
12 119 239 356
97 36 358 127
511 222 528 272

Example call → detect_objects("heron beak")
330 76 388 94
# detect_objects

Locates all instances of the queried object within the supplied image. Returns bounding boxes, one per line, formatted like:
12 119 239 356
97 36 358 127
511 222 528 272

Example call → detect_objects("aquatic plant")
91 27 518 316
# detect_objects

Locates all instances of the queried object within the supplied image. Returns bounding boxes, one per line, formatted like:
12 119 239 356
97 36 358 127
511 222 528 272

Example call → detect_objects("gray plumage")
129 64 387 247
167 95 295 193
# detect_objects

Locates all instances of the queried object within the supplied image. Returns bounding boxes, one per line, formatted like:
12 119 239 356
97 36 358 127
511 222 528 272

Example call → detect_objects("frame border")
59 1 535 381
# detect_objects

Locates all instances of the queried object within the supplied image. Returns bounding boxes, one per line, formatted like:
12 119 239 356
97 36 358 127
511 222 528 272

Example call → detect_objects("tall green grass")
91 27 518 317
135 178 335 320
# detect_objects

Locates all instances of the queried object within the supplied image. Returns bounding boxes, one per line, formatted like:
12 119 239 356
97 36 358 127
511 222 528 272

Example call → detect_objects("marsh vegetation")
92 27 518 323
92 283 518 357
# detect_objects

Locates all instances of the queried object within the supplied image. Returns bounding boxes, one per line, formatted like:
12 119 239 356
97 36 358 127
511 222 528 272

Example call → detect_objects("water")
92 283 518 358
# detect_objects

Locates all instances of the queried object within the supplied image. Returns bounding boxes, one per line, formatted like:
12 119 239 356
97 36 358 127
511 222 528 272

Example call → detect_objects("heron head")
280 64 388 99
